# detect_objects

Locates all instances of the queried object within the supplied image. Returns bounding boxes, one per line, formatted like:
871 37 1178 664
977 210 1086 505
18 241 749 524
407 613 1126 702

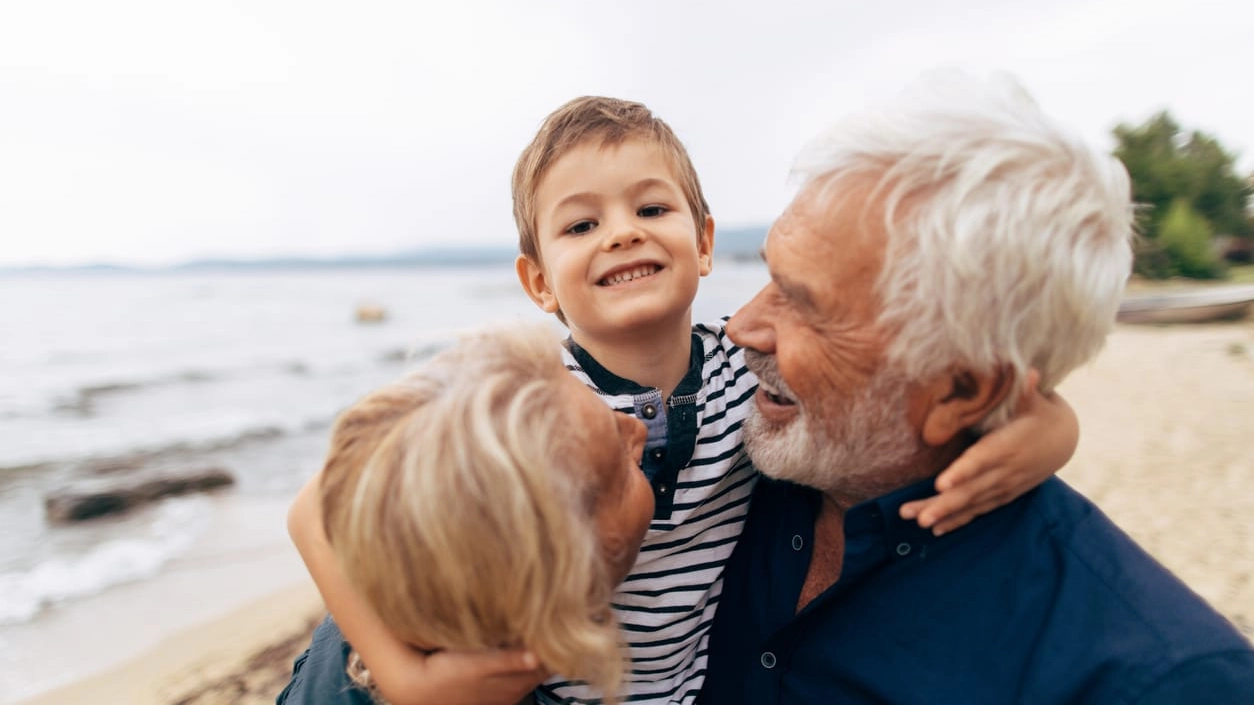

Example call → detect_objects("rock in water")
355 304 388 323
44 467 236 523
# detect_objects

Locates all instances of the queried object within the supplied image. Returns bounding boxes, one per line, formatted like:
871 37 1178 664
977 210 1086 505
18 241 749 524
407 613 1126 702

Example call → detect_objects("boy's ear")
915 365 1015 446
515 255 560 314
698 215 715 277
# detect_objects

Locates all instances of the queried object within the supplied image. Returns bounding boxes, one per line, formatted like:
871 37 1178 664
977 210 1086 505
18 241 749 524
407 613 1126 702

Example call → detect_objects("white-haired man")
699 74 1254 704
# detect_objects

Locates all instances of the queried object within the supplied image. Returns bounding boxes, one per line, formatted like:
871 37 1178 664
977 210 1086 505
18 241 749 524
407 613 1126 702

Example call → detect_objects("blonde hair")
320 323 623 700
511 96 711 265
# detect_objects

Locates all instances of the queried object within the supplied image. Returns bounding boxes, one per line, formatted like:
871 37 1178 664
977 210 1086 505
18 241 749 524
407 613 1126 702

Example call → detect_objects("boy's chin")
580 308 695 339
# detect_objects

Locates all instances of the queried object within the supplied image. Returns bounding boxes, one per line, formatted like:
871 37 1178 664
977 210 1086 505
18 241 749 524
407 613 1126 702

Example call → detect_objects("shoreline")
0 495 316 704
15 583 324 705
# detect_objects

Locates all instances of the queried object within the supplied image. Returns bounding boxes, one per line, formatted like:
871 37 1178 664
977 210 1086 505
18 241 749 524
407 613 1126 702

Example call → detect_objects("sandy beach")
1056 320 1254 638
14 320 1254 705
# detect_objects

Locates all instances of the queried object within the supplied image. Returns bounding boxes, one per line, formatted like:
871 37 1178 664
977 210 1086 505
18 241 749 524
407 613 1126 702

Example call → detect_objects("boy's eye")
565 220 596 235
638 205 667 218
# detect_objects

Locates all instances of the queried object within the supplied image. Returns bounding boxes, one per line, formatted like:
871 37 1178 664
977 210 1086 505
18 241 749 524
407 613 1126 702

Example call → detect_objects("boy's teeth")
602 265 659 286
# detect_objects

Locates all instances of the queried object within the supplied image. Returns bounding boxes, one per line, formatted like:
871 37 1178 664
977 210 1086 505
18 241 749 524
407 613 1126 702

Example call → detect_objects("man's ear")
698 215 715 277
917 366 1015 446
515 255 560 314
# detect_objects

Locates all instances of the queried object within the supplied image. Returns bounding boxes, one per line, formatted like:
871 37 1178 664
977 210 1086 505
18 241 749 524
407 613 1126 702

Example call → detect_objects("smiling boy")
284 97 1081 705
512 101 757 704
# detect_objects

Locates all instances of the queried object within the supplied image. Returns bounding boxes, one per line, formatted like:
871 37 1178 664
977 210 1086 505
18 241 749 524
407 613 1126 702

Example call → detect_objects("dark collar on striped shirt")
565 333 705 402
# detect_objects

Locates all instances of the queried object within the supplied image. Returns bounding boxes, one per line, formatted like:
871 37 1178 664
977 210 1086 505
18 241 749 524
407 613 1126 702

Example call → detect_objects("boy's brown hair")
511 96 711 263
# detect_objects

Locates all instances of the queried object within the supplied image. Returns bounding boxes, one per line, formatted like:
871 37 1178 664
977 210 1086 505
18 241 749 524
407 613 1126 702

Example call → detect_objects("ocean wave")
380 341 452 364
0 497 212 625
54 370 221 416
54 356 394 414
0 421 320 477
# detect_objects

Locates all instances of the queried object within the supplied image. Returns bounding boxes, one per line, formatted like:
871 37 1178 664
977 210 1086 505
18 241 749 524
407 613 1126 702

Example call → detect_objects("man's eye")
638 205 667 218
565 220 596 235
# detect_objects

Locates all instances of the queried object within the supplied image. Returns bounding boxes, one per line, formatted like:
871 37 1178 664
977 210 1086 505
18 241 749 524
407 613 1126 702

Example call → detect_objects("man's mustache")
743 349 799 402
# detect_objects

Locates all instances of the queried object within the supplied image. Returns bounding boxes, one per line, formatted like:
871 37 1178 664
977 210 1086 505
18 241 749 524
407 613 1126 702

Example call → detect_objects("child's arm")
287 473 546 705
899 371 1080 536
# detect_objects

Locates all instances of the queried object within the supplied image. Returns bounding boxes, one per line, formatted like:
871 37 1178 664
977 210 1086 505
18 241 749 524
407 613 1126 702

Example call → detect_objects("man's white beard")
743 355 920 499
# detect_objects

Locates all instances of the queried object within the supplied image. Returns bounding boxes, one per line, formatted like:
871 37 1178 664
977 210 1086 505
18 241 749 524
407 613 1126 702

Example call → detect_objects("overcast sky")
1 0 1251 267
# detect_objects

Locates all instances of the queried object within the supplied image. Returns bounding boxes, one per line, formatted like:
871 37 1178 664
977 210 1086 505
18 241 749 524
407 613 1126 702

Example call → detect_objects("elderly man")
698 75 1254 703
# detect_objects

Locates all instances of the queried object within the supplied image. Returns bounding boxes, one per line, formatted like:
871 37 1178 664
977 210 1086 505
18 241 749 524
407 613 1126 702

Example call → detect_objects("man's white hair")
793 71 1135 428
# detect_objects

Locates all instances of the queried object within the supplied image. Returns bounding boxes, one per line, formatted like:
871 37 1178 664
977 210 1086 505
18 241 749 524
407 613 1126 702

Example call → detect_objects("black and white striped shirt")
537 319 759 705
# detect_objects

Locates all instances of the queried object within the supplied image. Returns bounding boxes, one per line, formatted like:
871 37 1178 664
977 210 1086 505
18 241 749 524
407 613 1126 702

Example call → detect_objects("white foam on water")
0 497 211 626
0 494 309 704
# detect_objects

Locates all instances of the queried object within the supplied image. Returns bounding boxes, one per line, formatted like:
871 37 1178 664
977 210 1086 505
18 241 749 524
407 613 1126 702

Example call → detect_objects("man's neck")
796 494 847 613
569 317 693 399
795 436 974 613
828 435 973 512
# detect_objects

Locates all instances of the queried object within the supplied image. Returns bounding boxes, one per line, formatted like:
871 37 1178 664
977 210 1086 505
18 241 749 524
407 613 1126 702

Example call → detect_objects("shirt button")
657 483 668 494
791 534 804 551
650 448 665 461
896 542 912 556
641 403 658 419
760 651 777 669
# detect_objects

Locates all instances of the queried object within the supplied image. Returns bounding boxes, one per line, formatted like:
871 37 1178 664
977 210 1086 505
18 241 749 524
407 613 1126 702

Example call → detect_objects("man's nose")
727 287 775 353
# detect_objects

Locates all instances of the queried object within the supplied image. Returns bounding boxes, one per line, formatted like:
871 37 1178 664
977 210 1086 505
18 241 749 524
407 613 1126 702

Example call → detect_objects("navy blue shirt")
700 476 1254 704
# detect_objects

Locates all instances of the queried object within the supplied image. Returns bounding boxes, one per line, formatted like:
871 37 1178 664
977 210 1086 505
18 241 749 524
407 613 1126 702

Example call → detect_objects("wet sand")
15 322 1254 704
14 584 323 705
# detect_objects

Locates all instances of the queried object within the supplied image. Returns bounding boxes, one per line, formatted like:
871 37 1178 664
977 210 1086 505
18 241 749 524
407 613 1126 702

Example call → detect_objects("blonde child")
283 324 654 704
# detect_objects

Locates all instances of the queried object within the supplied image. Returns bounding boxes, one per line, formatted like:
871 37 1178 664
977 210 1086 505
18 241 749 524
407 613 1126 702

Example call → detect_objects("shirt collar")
565 334 705 400
843 476 942 559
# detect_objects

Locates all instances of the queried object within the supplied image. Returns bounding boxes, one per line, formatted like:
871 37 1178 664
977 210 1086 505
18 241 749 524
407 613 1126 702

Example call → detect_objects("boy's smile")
597 261 662 287
517 138 714 348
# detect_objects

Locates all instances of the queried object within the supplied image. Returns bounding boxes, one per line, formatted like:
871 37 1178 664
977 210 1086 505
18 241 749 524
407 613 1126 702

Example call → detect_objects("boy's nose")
604 222 645 250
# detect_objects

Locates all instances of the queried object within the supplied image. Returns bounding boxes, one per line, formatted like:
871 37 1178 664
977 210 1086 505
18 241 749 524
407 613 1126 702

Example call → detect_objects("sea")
0 261 768 702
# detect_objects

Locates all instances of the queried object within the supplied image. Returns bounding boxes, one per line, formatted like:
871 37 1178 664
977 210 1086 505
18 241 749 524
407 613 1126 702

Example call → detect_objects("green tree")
1158 199 1224 278
1112 112 1253 277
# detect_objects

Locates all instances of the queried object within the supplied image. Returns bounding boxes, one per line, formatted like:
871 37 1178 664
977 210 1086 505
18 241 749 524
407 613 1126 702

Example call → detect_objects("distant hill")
172 245 520 270
0 225 769 274
714 225 768 260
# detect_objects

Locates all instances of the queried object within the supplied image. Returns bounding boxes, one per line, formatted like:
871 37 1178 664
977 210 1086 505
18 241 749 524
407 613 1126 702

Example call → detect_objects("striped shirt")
536 319 759 705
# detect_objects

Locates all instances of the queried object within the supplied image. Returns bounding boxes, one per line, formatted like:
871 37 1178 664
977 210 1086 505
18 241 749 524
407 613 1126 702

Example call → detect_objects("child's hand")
370 645 548 705
287 471 547 705
899 370 1079 536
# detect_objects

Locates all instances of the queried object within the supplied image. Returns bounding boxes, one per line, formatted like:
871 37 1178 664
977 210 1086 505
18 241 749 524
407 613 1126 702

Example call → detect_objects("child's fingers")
934 483 1015 530
927 465 1002 522
898 498 925 521
918 494 969 529
900 492 967 528
934 439 1010 492
902 477 1011 529
415 649 547 705
931 494 1010 535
